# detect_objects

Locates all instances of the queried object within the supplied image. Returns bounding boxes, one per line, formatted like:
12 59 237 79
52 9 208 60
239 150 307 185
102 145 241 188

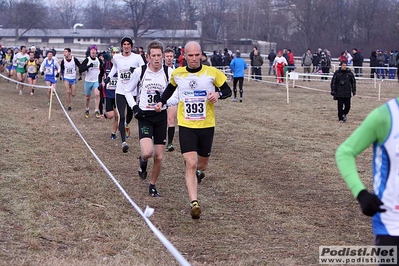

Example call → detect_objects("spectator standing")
267 49 276 75
201 52 210 66
339 52 348 64
312 48 322 72
249 46 258 79
369 50 378 79
320 50 331 80
376 50 386 79
352 48 362 77
388 51 396 79
252 49 263 80
330 61 356 123
287 49 295 72
346 49 353 65
301 49 313 81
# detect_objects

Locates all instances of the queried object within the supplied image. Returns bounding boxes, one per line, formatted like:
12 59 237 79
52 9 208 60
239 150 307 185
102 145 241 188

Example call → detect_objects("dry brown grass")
0 72 398 265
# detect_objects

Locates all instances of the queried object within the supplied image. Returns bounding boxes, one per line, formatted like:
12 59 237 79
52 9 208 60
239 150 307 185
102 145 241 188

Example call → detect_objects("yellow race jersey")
171 65 226 128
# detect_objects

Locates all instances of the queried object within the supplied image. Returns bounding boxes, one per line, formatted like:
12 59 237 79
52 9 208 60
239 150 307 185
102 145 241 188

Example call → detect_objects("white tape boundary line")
0 72 54 89
0 73 191 266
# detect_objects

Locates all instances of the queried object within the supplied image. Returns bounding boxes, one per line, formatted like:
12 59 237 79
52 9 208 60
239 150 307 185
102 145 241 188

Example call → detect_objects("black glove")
88 63 94 68
356 189 386 217
333 95 337 100
104 76 110 84
330 90 336 96
130 66 135 73
133 105 145 120
41 72 44 76
55 73 59 78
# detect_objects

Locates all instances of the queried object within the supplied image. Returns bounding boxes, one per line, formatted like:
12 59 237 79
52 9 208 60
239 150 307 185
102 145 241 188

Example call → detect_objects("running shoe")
166 143 174 152
110 133 117 140
67 106 72 111
95 110 101 118
232 98 237 102
190 201 201 219
19 90 22 95
239 97 243 103
125 125 130 139
343 114 347 122
30 92 34 96
138 156 148 180
196 170 205 184
122 142 129 153
149 185 161 197
85 110 89 119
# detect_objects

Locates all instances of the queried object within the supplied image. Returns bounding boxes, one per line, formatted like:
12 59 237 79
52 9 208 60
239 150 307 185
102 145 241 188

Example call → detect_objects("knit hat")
235 51 241 57
89 45 98 51
111 47 120 53
120 36 133 47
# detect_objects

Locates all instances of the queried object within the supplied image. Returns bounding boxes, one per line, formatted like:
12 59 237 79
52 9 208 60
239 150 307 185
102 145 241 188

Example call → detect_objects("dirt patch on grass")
0 74 394 265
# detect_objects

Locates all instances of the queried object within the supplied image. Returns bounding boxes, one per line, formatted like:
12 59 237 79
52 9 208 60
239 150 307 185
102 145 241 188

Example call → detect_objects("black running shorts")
137 110 167 145
179 126 214 157
105 97 116 112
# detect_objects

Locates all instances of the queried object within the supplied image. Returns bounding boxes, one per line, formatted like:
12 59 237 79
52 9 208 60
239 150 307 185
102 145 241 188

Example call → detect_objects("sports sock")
167 127 175 144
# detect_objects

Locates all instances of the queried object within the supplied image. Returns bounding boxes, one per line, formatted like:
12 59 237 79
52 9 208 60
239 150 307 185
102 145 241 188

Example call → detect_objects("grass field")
0 72 398 265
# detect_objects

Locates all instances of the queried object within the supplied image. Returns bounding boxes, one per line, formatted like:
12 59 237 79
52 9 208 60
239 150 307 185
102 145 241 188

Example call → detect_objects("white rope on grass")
52 89 191 266
0 73 54 89
1 74 191 266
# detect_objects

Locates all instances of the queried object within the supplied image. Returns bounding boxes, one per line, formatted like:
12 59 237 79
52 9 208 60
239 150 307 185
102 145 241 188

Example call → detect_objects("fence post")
286 72 290 104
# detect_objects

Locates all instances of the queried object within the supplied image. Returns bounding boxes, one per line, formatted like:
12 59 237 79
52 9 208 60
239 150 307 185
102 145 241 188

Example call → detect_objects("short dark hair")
64 48 71 53
164 47 175 54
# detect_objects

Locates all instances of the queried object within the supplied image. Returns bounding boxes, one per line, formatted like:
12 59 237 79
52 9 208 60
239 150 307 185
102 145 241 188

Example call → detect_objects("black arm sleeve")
79 58 89 73
60 60 64 75
74 57 81 70
160 83 178 105
98 59 104 84
218 81 232 99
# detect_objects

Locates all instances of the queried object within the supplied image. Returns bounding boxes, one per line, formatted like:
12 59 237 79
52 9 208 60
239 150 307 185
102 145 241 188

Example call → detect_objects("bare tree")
5 0 47 39
83 0 119 29
51 0 82 29
197 0 229 42
121 0 162 41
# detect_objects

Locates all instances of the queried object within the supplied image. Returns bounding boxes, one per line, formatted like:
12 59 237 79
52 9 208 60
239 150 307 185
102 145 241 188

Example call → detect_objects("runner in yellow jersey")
25 51 40 95
154 41 232 219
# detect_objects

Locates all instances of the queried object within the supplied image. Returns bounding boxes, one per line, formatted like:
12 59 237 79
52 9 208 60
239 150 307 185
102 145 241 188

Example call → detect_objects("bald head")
184 41 202 69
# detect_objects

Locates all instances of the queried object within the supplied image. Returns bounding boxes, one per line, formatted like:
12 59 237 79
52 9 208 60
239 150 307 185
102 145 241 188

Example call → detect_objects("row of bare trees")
1 0 399 55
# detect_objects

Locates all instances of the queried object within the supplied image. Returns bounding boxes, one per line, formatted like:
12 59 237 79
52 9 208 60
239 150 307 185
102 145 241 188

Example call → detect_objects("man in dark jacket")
330 61 356 123
352 48 362 77
267 49 276 75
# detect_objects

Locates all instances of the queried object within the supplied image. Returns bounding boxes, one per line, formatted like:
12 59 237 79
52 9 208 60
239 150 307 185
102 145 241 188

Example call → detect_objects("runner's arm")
336 105 389 198
79 58 89 73
160 83 177 105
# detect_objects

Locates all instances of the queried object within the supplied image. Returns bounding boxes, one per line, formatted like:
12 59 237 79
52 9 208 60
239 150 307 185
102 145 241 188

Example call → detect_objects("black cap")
120 36 133 47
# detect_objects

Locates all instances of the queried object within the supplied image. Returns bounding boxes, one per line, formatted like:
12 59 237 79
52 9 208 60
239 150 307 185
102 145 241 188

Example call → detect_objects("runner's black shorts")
105 97 116 112
137 110 167 145
179 126 214 157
